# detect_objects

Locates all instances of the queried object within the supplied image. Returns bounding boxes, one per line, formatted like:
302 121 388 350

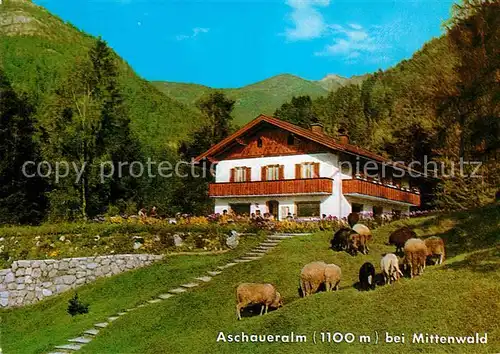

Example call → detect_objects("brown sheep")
347 212 360 228
403 238 428 278
389 226 417 254
347 232 370 255
300 261 327 296
236 283 283 320
352 224 372 254
324 263 342 291
424 236 445 265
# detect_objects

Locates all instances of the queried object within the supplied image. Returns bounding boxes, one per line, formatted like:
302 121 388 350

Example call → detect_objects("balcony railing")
342 179 421 206
209 178 333 197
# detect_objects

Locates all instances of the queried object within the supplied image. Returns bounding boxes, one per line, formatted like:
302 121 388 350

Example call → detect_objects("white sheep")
380 253 403 284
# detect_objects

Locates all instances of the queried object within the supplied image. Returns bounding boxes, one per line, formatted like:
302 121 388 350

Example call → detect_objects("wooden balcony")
343 179 421 206
209 178 333 197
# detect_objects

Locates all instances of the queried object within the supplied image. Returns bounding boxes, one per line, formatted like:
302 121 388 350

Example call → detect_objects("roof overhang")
194 114 426 177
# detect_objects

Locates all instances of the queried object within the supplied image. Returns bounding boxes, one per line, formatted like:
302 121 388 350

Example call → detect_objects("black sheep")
358 262 376 291
388 226 417 254
331 228 352 251
347 212 360 228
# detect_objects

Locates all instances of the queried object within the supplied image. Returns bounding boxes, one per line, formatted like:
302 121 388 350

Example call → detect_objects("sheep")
300 261 327 296
380 253 403 285
359 262 376 291
388 226 417 254
352 224 372 254
403 238 428 278
331 228 352 251
324 263 342 291
424 236 445 265
347 232 370 255
347 212 360 228
236 283 283 320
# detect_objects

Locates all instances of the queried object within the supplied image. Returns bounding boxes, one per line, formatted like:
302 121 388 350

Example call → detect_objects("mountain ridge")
152 73 369 126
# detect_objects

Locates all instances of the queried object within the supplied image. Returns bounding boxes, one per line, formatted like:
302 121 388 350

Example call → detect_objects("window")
231 167 250 182
266 165 280 181
352 203 363 213
229 203 251 216
296 202 321 217
287 134 295 145
373 206 383 218
262 165 283 181
257 138 263 148
302 163 314 178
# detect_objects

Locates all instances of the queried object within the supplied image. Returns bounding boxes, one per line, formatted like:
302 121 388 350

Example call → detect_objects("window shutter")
230 168 235 182
279 165 285 180
245 167 252 181
261 166 267 181
314 162 320 178
295 164 302 179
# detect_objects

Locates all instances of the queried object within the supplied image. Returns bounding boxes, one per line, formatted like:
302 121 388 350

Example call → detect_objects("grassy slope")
78 205 499 354
152 74 330 127
1 234 266 354
3 205 499 353
0 0 202 150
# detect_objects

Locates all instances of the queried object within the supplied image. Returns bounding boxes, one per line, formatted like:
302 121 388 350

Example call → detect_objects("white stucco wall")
212 153 411 219
213 153 355 219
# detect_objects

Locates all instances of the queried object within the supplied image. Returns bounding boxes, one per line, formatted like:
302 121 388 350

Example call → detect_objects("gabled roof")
194 114 423 176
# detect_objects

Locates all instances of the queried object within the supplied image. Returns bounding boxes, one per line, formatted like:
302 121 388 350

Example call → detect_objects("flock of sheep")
235 214 446 320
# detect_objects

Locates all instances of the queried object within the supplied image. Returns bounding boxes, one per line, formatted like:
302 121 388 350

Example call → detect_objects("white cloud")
176 27 210 41
316 24 388 62
284 0 331 41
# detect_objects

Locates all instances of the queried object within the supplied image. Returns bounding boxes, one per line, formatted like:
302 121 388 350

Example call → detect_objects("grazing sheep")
347 232 370 255
380 253 403 285
347 212 360 228
389 226 417 254
352 224 372 254
424 236 445 265
359 262 376 291
331 228 352 251
236 283 283 320
403 238 428 278
324 264 342 291
300 261 327 296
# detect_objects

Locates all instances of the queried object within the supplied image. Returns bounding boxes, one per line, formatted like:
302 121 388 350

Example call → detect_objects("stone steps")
240 256 262 261
54 344 83 351
46 232 310 354
84 328 99 336
68 337 93 344
168 288 187 294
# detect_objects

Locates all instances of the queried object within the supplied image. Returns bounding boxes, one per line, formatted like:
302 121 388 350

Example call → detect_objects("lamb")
347 212 360 228
388 226 417 254
424 236 445 265
380 253 403 285
358 262 376 291
403 238 428 278
330 228 352 251
352 223 372 254
236 283 283 320
300 261 327 296
324 263 342 291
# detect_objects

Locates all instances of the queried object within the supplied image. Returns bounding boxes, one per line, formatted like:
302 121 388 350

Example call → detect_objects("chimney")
310 123 324 135
338 128 350 145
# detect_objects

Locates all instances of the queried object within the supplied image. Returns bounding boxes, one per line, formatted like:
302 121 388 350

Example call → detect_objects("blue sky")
35 0 457 88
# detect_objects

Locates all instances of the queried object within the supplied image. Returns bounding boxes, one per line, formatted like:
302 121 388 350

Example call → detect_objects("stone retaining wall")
0 254 164 308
